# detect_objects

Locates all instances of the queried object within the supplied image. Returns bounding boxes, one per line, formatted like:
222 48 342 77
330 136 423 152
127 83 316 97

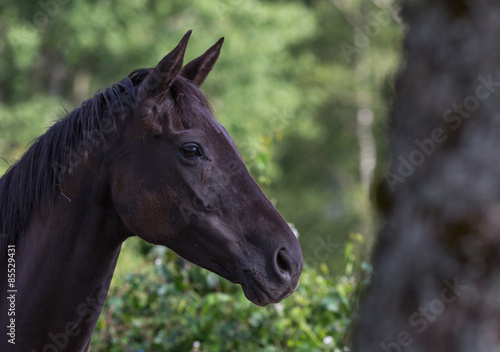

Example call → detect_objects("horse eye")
182 145 202 157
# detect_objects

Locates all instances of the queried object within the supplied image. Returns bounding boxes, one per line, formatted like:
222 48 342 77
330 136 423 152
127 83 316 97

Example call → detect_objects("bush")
91 238 370 352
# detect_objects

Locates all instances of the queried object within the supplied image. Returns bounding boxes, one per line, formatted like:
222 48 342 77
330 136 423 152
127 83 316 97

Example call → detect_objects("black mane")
0 73 140 245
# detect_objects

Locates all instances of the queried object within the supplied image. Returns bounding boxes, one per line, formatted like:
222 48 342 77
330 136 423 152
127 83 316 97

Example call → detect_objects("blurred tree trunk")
355 1 500 351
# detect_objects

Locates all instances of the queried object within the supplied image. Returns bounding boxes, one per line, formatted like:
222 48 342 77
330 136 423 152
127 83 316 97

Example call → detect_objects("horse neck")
1 165 130 352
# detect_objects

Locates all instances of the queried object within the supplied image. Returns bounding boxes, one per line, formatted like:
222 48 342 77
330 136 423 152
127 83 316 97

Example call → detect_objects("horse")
0 31 302 352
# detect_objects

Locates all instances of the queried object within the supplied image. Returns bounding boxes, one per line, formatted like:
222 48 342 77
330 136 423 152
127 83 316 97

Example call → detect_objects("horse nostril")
275 248 293 279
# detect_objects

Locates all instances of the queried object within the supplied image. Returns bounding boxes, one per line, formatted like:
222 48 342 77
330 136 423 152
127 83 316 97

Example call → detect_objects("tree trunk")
355 1 500 351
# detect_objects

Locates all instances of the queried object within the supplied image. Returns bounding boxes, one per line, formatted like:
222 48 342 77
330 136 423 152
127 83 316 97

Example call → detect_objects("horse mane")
0 68 215 245
0 76 137 244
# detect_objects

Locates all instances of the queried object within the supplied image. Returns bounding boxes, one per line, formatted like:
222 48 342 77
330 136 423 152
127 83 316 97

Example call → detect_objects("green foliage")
0 0 402 272
0 0 400 348
91 239 371 352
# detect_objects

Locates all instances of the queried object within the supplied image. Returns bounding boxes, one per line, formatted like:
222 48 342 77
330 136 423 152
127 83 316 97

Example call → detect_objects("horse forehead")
211 118 239 151
195 107 238 150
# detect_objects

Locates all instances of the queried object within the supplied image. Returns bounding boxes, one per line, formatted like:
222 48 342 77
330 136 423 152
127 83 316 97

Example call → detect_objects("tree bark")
355 1 500 351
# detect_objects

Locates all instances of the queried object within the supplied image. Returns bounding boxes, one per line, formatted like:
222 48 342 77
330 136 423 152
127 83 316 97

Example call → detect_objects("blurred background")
0 0 402 350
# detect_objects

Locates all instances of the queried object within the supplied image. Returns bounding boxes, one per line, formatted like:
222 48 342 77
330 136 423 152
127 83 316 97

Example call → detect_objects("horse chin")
190 259 294 306
239 275 296 307
241 285 277 307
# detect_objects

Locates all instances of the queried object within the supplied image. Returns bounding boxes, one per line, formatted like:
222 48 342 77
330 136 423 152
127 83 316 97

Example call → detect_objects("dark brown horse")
0 31 302 352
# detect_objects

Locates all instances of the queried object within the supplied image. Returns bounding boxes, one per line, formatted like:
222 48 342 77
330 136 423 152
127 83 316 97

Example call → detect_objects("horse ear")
181 37 224 87
139 30 192 98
